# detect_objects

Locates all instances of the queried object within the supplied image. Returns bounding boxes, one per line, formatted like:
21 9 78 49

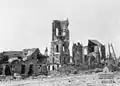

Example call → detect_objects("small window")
52 65 54 70
56 45 59 52
53 58 54 63
63 47 65 52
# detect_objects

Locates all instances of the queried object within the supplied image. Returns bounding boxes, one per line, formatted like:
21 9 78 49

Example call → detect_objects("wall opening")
53 58 54 63
5 65 11 76
52 65 54 70
48 65 50 70
63 31 66 36
56 28 59 36
0 65 3 75
21 65 25 74
63 46 65 52
28 64 33 76
56 45 59 52
57 64 59 68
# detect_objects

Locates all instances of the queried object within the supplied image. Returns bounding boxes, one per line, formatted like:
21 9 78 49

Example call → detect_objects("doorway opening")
21 65 25 74
5 65 11 76
28 64 33 76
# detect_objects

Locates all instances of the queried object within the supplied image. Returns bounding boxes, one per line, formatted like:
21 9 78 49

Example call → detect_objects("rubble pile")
107 64 120 72
48 71 61 77
57 65 77 75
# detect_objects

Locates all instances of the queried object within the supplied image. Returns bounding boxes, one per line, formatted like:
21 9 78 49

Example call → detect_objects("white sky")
0 0 120 57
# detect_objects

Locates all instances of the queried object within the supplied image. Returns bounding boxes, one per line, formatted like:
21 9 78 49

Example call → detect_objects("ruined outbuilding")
0 48 48 78
0 51 23 76
49 19 70 70
87 40 106 67
72 42 83 66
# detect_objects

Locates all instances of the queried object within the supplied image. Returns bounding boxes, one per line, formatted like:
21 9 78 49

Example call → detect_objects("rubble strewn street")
1 72 120 86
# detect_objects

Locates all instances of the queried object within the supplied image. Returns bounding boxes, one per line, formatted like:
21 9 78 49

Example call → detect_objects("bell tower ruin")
49 19 70 66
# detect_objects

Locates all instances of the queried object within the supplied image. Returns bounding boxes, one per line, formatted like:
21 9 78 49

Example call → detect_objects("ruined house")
16 48 48 76
49 19 70 70
87 40 106 67
0 48 48 77
0 51 23 76
72 42 83 66
21 48 40 76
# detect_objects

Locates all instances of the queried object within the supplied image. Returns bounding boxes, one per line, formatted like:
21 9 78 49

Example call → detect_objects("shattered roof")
88 40 103 46
22 48 40 61
23 48 39 56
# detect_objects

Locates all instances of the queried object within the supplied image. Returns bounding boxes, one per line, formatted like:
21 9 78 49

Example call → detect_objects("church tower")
49 19 70 65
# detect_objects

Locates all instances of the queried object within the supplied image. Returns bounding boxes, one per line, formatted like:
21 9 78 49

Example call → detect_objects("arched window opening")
56 28 59 36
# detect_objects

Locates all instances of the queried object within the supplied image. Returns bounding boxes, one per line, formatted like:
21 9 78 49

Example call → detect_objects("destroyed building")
48 19 70 70
72 42 84 66
105 43 119 72
86 40 106 67
0 48 48 77
72 40 106 68
0 51 23 76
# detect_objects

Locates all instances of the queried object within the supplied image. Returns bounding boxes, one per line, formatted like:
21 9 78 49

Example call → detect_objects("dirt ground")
0 73 120 86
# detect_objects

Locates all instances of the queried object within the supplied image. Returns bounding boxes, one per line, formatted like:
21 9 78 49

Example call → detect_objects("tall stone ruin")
49 19 70 66
72 42 84 66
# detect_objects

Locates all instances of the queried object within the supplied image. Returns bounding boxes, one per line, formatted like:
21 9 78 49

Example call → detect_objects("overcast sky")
0 0 120 57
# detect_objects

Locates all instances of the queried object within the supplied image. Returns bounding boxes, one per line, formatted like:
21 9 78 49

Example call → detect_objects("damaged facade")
72 40 106 68
0 48 48 77
83 40 106 68
87 40 106 65
49 19 70 70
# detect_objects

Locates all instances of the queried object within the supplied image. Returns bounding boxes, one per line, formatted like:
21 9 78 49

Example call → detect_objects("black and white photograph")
0 0 120 86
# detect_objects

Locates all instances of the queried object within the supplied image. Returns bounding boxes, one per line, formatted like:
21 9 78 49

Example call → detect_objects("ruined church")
48 19 70 69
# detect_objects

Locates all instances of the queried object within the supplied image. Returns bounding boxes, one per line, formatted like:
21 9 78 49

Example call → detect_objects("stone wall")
72 42 83 66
